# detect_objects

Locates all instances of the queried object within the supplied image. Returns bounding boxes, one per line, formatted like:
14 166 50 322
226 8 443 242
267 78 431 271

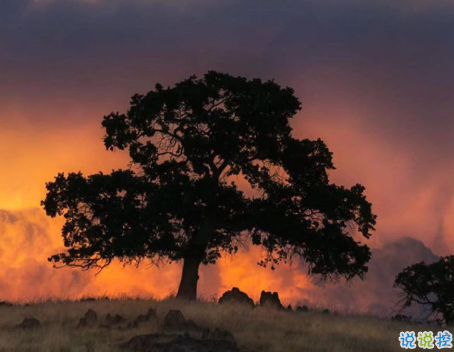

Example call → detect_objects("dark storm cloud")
2 0 454 150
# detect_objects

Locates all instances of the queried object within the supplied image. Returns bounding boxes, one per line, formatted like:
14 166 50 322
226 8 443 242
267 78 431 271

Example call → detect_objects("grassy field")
0 297 450 351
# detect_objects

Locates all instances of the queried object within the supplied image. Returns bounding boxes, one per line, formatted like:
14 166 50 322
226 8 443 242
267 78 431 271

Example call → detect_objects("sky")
1 0 454 315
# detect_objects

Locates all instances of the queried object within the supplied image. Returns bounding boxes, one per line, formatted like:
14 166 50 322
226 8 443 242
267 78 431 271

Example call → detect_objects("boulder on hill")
127 308 158 329
162 310 209 338
163 310 188 331
121 333 239 352
17 317 40 329
161 309 235 343
135 308 157 324
77 308 98 328
259 291 284 310
218 287 254 308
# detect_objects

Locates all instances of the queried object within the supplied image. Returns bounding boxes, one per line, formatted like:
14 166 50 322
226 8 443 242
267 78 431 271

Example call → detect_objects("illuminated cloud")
0 209 92 301
0 207 441 317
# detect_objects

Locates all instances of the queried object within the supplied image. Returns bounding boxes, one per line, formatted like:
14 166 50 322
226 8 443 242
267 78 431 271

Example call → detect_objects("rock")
78 309 98 327
163 310 187 330
146 308 157 319
296 305 309 312
218 288 254 308
205 328 235 342
121 333 239 352
162 310 210 338
85 309 98 322
286 304 292 311
17 317 40 329
164 311 207 335
259 291 284 310
106 313 126 325
135 308 157 324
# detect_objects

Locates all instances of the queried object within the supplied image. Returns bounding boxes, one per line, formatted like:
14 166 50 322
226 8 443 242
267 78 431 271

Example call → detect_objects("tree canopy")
42 71 376 300
394 255 454 325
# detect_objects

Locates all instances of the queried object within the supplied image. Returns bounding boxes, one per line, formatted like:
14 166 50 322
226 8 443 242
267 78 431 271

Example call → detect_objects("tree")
42 71 376 300
394 256 454 325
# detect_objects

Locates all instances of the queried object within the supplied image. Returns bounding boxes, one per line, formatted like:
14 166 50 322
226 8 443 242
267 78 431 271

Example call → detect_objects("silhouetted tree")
394 256 454 325
42 71 376 300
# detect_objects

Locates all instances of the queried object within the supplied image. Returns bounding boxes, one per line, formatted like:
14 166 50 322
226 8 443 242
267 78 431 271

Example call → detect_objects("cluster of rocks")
128 308 157 328
13 288 326 337
13 305 239 351
218 287 317 313
219 287 286 309
12 287 334 352
123 333 238 352
162 310 234 341
14 307 158 331
122 309 238 352
77 307 158 330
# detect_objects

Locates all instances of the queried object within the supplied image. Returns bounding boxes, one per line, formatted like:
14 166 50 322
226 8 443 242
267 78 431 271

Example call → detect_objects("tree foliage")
42 71 376 297
394 256 454 325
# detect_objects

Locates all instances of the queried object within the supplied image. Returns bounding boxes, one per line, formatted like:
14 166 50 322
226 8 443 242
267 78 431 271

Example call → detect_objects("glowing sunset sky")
1 0 454 314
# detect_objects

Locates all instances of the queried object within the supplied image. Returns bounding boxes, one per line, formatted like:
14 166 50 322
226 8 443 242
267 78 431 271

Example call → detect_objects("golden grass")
0 297 451 351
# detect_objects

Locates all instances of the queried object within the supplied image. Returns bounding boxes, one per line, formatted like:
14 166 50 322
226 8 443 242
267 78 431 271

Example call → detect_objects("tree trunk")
175 219 215 300
176 255 202 300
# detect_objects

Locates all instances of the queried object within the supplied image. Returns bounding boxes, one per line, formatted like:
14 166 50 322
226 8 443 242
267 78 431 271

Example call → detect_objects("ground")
0 297 450 351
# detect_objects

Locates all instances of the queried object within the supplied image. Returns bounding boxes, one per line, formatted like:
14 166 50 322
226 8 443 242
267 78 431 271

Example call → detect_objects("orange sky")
0 102 449 310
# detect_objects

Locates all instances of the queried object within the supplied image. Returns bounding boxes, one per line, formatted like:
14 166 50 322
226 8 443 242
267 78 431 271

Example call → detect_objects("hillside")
0 297 449 351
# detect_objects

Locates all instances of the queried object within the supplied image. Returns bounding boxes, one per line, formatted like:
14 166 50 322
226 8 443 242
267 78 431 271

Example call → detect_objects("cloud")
300 237 439 317
0 208 185 301
0 207 444 318
0 209 93 301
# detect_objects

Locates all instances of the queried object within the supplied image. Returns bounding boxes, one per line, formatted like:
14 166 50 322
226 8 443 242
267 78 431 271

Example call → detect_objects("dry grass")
0 297 451 351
